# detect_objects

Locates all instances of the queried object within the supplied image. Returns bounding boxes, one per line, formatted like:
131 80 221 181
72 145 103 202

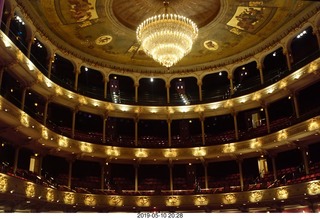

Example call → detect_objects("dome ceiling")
24 0 314 73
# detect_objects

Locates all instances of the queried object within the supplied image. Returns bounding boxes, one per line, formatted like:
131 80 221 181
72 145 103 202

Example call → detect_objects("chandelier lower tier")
136 7 198 68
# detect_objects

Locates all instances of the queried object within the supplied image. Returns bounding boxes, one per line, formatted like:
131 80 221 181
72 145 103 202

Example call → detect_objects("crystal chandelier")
136 1 198 68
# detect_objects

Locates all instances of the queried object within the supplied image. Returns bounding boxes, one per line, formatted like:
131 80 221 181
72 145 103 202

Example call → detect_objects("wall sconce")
194 195 208 206
224 100 233 108
84 195 96 206
135 149 148 158
308 119 319 131
79 96 88 105
58 136 68 148
42 127 49 140
165 196 180 206
249 191 263 203
163 149 177 158
250 139 262 149
80 142 93 153
46 188 55 202
25 182 35 198
0 175 8 193
20 112 29 127
223 193 237 204
106 147 120 157
223 144 236 153
136 196 150 207
307 182 320 195
108 196 123 206
277 187 289 199
63 192 75 205
251 92 261 101
192 147 207 157
277 130 288 141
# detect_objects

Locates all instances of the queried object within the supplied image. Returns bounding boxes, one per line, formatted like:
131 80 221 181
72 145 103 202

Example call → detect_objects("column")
47 54 55 79
102 111 108 144
13 147 20 174
228 73 234 95
300 147 310 175
74 69 80 91
166 83 170 104
271 155 277 181
169 162 173 191
283 47 292 71
197 80 203 102
103 77 109 99
72 107 78 139
262 102 271 133
67 159 73 189
313 28 320 49
21 87 27 110
27 35 34 59
232 111 239 140
237 159 244 191
100 162 105 190
134 116 139 147
257 63 264 85
0 66 4 90
135 82 139 103
167 119 172 147
203 163 208 189
4 11 14 36
200 114 205 145
43 99 49 126
292 92 300 119
134 163 139 192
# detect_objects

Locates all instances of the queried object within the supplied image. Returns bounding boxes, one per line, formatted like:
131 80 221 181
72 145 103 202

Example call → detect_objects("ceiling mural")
23 0 315 72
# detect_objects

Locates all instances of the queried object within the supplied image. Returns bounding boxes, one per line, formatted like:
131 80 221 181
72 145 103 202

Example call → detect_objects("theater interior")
0 0 320 213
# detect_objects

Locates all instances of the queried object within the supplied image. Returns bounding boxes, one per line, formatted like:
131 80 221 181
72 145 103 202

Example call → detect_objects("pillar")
134 116 139 147
74 69 80 91
72 107 78 139
0 66 4 90
103 77 109 99
100 162 105 190
169 162 173 191
313 28 320 49
292 92 300 118
102 111 108 144
200 114 205 145
4 11 14 36
21 87 27 110
135 82 139 103
228 73 234 95
300 147 310 175
232 111 239 140
134 163 139 192
198 80 203 102
47 55 55 79
283 47 292 71
262 102 271 133
27 35 34 59
166 83 170 104
271 155 277 181
257 63 264 85
13 147 20 174
237 159 244 191
203 163 208 189
67 159 73 189
167 119 172 147
43 99 49 126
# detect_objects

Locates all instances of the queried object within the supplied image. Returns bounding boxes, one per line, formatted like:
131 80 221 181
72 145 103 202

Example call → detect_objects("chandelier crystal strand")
136 2 198 68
